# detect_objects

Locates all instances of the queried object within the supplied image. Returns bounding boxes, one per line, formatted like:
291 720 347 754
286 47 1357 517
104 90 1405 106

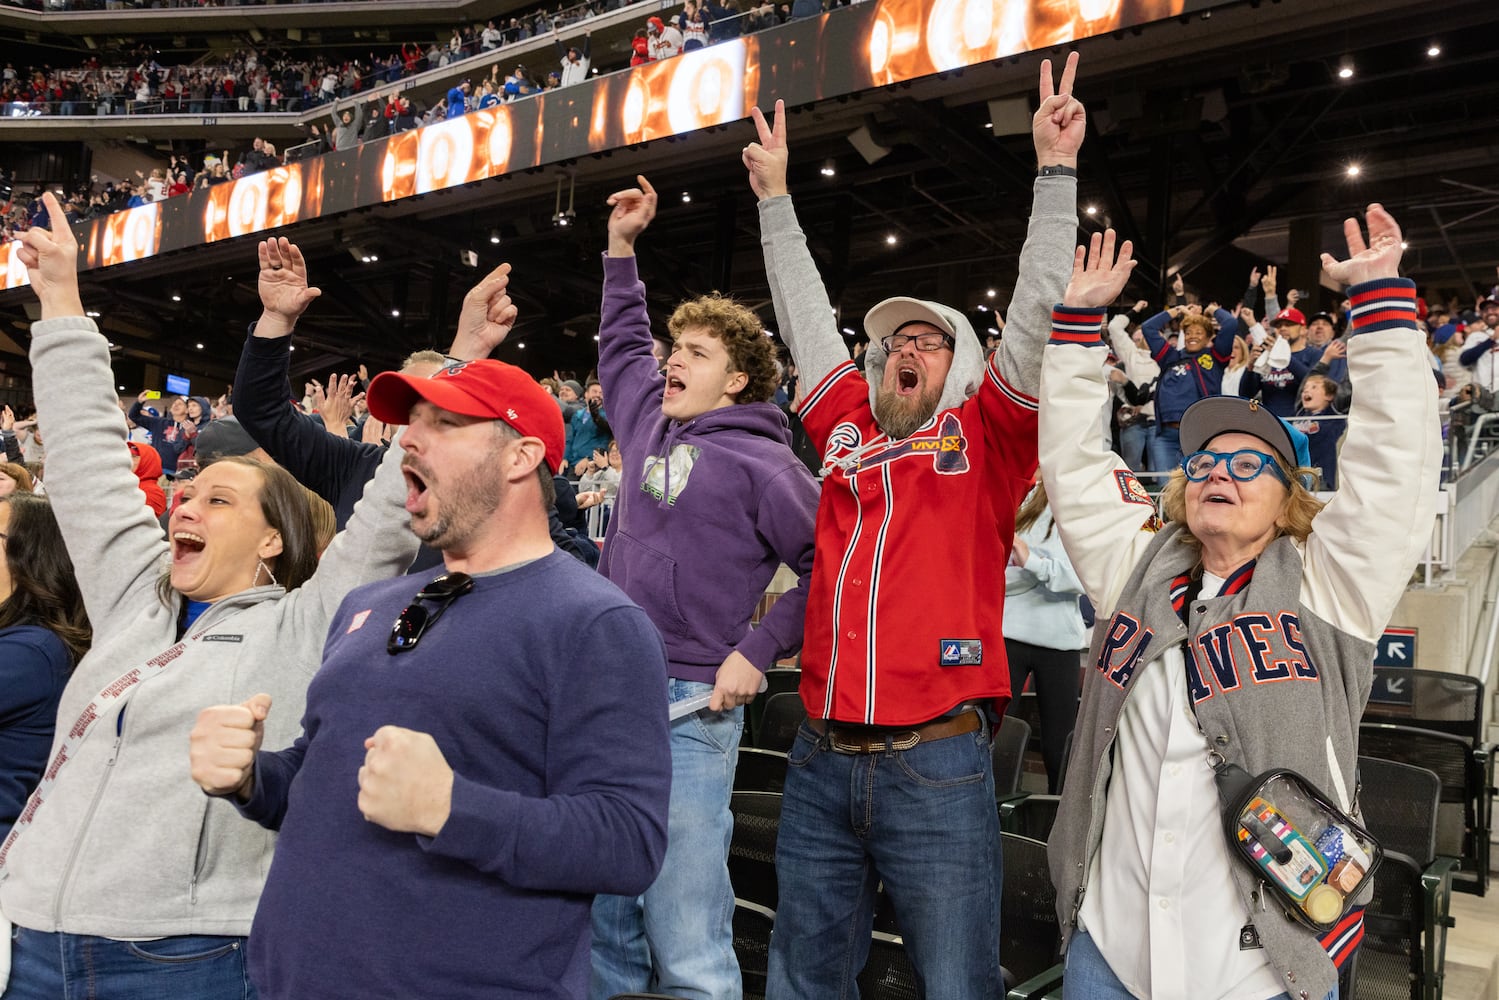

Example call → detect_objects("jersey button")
846 630 857 640
852 578 863 587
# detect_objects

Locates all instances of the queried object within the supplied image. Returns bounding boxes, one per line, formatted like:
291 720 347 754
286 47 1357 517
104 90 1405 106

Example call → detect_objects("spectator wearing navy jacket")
1139 302 1235 471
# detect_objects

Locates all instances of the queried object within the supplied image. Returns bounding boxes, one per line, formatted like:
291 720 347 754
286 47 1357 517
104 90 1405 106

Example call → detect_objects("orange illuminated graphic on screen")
1 243 27 291
88 202 162 269
0 0 1194 288
203 161 324 242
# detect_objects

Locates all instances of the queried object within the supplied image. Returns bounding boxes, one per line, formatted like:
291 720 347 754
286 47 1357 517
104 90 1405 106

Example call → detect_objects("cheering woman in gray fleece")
0 193 418 998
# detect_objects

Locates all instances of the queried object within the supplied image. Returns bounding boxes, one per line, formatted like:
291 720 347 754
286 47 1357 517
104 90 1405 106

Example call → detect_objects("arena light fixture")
1085 205 1098 216
1426 44 1441 58
391 308 401 317
885 233 898 246
170 292 182 302
821 162 836 177
1337 60 1354 80
986 288 996 298
1346 164 1361 177
195 342 204 349
489 229 502 245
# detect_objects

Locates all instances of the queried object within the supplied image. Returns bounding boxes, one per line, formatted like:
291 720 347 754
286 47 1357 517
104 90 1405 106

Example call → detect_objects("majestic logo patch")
1115 470 1154 507
939 639 982 666
347 609 372 633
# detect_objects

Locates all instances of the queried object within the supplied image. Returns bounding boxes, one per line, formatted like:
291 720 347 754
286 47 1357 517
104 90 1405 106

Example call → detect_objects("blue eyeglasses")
1181 449 1289 485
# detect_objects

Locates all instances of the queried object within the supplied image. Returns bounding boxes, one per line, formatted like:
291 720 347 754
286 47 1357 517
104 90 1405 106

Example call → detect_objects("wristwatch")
1038 164 1078 178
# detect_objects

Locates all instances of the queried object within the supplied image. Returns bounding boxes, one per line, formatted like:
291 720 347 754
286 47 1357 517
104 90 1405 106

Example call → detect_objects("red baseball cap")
1271 307 1307 326
366 360 565 474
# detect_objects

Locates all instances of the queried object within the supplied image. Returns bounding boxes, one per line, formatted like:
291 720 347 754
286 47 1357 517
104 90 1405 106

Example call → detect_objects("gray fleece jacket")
0 315 418 939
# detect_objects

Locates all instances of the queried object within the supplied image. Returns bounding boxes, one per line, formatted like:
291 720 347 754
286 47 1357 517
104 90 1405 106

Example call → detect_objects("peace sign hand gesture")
1034 52 1084 168
743 99 789 202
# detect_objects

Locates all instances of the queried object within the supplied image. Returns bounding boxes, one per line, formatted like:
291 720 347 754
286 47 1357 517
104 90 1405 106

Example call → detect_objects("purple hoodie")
597 254 818 683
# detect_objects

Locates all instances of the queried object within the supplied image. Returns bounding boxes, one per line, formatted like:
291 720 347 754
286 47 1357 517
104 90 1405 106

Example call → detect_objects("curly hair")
667 295 780 405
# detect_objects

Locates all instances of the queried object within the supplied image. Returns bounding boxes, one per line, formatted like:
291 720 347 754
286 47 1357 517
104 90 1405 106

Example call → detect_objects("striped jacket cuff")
1050 306 1107 345
1347 278 1417 335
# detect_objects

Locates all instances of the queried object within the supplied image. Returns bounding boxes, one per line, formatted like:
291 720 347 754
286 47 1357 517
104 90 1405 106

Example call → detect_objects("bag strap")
0 614 235 872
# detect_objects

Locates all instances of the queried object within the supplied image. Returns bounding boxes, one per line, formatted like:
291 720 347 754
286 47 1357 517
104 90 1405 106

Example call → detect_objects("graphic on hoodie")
641 444 701 505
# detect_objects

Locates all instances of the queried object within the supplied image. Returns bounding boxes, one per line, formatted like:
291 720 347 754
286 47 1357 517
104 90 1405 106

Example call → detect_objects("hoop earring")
254 559 280 588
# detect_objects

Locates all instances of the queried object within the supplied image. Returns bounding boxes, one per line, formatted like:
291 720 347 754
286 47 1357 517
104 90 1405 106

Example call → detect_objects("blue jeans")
8 925 255 1000
1147 423 1183 474
1063 930 1335 1000
1118 420 1154 474
766 714 1002 999
591 678 743 1000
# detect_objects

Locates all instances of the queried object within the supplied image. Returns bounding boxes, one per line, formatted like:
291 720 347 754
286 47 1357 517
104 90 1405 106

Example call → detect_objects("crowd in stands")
3 0 856 119
1 0 869 244
1090 263 1496 489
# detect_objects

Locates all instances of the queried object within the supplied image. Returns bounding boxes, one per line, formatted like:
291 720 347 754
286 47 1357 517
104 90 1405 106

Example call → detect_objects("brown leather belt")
806 710 982 754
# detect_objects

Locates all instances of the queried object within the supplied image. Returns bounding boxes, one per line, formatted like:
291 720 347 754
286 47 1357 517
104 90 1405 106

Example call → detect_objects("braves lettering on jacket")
795 356 1036 726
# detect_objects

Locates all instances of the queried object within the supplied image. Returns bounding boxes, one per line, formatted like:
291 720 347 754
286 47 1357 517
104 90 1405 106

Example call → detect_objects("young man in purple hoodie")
589 174 819 1000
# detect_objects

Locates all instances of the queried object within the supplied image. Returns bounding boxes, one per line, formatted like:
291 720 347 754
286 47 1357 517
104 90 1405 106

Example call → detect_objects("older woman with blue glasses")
1035 207 1441 1000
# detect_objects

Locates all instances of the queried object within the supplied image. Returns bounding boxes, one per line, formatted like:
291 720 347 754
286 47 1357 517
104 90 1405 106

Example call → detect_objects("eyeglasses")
1181 449 1289 485
387 572 474 655
880 331 955 354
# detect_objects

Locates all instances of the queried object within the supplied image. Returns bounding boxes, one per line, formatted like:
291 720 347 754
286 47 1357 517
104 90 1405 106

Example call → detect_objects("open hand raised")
1320 203 1403 287
1062 230 1136 309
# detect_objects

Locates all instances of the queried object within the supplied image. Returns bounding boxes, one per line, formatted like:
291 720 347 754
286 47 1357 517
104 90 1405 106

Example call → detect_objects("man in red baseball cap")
365 359 565 556
212 345 671 998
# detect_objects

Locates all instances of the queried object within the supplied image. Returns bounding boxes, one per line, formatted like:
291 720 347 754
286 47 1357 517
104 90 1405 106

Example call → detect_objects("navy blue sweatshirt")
125 402 197 475
240 551 670 999
0 625 71 841
1140 307 1236 422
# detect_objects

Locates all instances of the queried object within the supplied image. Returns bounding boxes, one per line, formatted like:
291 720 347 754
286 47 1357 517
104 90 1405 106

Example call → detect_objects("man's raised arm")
745 100 853 394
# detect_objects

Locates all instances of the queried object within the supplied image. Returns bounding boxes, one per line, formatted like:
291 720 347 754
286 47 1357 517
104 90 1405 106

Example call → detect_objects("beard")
872 380 943 440
407 445 506 550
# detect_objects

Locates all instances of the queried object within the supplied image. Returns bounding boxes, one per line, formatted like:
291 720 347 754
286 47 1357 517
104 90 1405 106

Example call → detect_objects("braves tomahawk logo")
822 412 971 476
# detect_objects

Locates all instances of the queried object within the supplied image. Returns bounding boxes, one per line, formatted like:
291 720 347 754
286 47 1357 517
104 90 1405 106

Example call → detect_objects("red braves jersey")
796 355 1038 726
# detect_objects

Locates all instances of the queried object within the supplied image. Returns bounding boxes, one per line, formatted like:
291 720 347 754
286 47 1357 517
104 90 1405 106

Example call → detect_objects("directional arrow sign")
1373 628 1417 668
1371 627 1417 705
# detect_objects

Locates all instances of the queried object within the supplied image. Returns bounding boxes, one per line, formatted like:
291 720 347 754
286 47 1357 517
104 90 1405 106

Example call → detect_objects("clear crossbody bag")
1212 757 1383 932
